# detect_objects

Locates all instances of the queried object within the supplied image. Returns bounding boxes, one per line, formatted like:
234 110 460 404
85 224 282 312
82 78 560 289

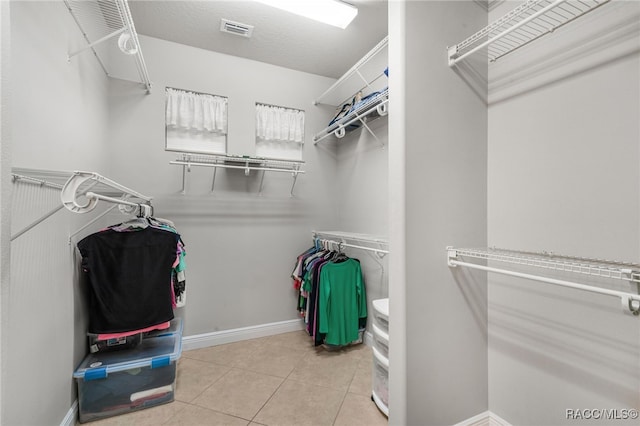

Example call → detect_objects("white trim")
455 411 512 426
489 411 512 426
181 319 305 351
363 330 373 347
60 400 78 426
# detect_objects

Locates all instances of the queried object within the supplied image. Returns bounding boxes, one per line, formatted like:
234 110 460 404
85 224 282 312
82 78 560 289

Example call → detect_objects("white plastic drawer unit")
372 322 389 360
371 298 389 333
372 345 389 416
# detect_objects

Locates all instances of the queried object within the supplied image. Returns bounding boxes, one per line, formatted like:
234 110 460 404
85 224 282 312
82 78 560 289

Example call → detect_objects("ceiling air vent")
220 19 254 38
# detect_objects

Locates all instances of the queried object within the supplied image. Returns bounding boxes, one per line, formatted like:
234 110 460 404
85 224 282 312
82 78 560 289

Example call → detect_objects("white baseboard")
181 318 306 351
455 411 512 426
60 400 78 426
363 330 373 347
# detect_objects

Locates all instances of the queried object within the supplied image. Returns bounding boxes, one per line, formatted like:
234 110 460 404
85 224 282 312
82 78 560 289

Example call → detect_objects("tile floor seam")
248 369 290 425
284 373 354 394
180 366 234 409
182 401 252 424
330 365 359 425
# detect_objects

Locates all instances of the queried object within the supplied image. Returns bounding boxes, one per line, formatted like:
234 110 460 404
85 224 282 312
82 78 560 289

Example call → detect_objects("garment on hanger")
292 243 367 347
78 222 182 334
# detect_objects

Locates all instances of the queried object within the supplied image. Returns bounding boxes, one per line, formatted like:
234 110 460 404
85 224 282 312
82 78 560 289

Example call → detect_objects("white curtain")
166 88 227 133
256 103 305 143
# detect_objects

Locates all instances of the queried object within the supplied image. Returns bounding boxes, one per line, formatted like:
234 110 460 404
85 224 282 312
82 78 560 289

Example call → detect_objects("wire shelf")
314 89 389 145
169 153 305 196
64 0 151 92
314 36 388 106
312 231 389 255
448 0 612 66
449 247 640 283
11 168 153 241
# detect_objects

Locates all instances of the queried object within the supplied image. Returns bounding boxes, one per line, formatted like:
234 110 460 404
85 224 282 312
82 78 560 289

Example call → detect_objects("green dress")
318 258 367 346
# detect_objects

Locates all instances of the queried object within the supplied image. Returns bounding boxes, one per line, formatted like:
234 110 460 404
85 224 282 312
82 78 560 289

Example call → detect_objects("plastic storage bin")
73 324 183 423
372 345 389 416
372 298 389 332
372 322 389 360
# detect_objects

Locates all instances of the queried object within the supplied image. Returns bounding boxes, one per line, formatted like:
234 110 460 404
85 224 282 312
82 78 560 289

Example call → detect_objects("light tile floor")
79 330 388 425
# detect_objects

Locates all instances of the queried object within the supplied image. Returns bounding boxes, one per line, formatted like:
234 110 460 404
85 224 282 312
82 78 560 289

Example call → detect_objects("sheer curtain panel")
166 88 227 134
256 103 304 143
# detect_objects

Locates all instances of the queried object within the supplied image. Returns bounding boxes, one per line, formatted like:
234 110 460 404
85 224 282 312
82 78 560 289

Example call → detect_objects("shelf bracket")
211 167 218 192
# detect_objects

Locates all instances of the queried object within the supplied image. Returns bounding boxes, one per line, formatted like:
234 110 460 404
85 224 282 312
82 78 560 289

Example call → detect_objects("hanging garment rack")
313 89 389 145
64 0 152 93
447 0 612 66
447 247 640 315
169 153 305 196
312 231 389 257
11 169 152 241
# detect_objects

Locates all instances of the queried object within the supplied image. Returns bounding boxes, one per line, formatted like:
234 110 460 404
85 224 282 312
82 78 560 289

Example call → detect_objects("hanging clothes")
291 242 367 347
78 218 185 334
318 258 367 346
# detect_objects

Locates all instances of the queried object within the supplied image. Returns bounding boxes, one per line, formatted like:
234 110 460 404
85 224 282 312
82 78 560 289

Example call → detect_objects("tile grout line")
330 362 359 426
247 342 304 424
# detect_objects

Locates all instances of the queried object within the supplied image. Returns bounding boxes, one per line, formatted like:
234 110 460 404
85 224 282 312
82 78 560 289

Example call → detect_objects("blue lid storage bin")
73 322 183 423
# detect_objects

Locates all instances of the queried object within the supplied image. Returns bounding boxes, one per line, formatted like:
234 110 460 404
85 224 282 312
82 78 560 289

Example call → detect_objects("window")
255 102 304 161
165 87 227 155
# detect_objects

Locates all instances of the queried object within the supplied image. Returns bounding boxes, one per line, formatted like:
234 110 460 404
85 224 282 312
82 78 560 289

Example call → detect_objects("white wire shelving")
169 153 305 196
447 0 612 66
64 0 152 93
447 247 640 315
313 89 388 145
313 36 388 145
11 168 153 241
312 231 389 256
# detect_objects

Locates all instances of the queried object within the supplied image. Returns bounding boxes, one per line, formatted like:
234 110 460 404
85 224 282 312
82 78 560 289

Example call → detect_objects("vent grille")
220 19 254 38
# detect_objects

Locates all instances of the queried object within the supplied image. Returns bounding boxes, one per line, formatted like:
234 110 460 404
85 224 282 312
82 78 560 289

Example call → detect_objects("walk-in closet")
1 1 639 425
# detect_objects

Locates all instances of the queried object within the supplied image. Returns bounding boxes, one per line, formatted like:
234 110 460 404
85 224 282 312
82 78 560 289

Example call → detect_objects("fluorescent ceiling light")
255 0 358 29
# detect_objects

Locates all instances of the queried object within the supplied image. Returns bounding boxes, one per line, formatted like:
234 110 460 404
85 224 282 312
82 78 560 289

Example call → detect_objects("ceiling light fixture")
254 0 358 29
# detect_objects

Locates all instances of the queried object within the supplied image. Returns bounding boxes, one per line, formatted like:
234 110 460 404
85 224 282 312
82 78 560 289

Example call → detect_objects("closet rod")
447 247 640 315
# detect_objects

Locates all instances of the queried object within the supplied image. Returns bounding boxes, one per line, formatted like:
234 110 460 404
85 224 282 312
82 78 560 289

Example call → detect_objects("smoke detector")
220 19 254 38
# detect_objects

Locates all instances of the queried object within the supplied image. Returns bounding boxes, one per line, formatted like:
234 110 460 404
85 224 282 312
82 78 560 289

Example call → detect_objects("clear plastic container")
74 324 182 423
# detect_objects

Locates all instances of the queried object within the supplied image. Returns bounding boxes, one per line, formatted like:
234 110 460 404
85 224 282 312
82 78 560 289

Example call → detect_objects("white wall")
487 1 640 424
106 34 340 336
392 1 489 424
0 1 10 422
335 100 389 332
4 1 111 425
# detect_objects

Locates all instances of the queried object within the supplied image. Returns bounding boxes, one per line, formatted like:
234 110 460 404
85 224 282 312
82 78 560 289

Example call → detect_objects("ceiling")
128 0 388 79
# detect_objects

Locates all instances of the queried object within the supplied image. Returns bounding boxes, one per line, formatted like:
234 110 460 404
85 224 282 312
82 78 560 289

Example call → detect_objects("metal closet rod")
447 247 640 316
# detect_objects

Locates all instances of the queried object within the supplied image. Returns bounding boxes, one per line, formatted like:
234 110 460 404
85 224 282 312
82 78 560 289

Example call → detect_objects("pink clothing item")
97 321 171 340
